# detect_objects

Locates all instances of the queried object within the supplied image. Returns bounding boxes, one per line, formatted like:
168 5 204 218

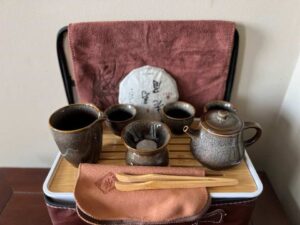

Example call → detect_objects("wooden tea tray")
43 127 263 202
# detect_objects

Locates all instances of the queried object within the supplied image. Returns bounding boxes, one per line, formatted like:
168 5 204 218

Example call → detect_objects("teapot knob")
217 110 229 120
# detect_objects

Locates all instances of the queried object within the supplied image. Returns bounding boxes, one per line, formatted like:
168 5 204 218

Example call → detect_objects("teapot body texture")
190 130 244 170
184 100 262 170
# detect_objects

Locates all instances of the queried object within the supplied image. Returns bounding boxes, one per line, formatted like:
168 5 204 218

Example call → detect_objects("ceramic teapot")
183 101 262 170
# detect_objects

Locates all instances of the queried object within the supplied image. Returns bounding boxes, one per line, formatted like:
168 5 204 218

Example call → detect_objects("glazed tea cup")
49 103 106 167
104 104 137 136
161 101 195 134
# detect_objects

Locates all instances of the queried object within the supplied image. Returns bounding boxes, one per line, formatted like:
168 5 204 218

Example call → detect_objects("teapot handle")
243 122 262 147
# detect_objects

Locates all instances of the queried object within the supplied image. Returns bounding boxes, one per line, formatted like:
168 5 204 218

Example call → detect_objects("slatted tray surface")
48 127 257 194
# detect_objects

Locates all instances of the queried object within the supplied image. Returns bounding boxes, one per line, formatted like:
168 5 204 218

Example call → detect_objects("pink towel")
68 21 235 116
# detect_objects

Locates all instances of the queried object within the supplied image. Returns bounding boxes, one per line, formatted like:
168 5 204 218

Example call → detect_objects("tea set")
49 100 262 171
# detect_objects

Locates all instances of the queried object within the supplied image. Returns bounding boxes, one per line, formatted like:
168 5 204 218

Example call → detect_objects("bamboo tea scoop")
116 173 224 182
115 173 238 192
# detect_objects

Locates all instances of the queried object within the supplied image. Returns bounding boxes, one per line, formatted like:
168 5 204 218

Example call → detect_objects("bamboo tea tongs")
115 173 239 192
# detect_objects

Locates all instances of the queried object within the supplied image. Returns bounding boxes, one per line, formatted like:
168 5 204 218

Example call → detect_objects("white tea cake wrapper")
119 65 179 120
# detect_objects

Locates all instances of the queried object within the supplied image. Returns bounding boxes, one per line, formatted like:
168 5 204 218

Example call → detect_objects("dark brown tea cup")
121 120 171 166
104 104 137 136
49 103 106 167
161 101 195 134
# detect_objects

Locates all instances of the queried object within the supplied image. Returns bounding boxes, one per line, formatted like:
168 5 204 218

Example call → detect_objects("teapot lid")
201 110 242 135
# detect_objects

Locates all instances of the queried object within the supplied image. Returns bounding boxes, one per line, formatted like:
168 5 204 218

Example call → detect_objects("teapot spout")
183 126 200 141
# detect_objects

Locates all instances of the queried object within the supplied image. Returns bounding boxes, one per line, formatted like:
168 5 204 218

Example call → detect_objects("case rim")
43 151 263 204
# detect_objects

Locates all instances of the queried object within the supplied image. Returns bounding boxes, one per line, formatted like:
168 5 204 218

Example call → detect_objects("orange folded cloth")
75 164 210 224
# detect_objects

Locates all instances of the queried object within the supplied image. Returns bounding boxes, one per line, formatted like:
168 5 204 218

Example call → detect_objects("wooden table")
48 128 257 195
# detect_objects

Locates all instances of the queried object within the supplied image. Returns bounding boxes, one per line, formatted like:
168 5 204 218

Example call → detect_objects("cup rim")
121 119 171 155
104 104 137 123
162 101 195 121
49 103 104 134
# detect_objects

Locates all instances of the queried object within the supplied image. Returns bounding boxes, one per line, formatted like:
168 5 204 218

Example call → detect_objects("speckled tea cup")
104 104 137 136
161 101 195 134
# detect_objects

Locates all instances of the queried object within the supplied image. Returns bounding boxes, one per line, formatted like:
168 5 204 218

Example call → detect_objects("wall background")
1 0 299 224
264 55 300 225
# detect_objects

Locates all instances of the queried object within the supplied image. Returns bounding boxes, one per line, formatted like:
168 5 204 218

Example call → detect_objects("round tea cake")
119 65 179 120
